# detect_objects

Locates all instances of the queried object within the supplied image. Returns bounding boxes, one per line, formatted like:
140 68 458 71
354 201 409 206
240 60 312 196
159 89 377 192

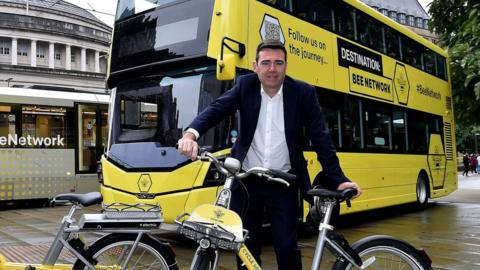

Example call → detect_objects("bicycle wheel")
191 247 216 270
332 235 432 270
72 233 178 270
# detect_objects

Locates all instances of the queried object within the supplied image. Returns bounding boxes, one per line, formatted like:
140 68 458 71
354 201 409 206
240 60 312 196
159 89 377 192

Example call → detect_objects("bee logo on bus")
137 174 152 193
394 63 410 105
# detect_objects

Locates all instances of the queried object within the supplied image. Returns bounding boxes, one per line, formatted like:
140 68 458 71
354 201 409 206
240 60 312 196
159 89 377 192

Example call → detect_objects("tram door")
75 103 108 191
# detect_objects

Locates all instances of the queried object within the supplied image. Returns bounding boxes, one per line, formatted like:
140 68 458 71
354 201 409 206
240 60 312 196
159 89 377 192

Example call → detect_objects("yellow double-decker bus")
101 0 457 223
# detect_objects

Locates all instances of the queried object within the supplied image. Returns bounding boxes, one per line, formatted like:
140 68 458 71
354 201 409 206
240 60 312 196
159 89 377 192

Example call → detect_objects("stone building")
361 0 439 44
0 0 111 93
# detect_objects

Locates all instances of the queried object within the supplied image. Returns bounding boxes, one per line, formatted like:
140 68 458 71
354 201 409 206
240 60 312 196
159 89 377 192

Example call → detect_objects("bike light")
199 238 211 248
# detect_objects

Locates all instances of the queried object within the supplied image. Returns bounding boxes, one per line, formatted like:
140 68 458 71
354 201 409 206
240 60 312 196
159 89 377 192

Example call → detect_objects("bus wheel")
416 175 429 209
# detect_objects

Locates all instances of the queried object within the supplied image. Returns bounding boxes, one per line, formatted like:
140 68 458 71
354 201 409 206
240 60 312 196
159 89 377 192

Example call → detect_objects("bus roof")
0 87 110 107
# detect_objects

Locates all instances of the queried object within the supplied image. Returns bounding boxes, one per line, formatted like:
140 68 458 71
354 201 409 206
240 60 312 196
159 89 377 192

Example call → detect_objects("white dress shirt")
186 85 291 172
242 85 291 172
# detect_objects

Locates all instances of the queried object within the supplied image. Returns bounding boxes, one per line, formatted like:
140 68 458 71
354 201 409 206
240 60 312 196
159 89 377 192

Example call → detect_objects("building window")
389 11 398 22
416 17 424 28
65 23 74 30
71 54 76 63
36 45 45 58
399 13 406 25
55 52 61 60
0 39 9 55
423 19 429 29
17 40 28 56
86 55 90 65
407 16 415 26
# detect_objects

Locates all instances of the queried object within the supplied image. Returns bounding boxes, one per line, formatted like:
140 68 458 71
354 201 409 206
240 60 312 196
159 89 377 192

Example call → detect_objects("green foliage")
429 0 480 125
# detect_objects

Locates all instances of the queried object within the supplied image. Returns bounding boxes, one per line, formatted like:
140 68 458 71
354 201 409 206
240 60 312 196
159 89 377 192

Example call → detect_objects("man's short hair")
255 40 287 62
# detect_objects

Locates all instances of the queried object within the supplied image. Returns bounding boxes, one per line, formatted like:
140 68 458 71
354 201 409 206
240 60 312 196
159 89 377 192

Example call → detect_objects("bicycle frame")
0 196 164 270
176 152 371 270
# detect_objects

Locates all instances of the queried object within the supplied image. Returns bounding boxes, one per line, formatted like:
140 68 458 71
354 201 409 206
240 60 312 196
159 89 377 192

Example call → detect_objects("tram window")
364 107 392 151
385 27 401 59
0 106 16 148
21 105 68 149
356 11 384 52
335 3 355 40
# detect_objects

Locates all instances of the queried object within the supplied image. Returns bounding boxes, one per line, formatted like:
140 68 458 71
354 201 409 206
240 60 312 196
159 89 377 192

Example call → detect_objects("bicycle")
0 192 178 270
175 150 433 270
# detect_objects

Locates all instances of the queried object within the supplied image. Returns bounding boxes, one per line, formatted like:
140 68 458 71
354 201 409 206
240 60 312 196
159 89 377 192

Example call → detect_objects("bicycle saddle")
306 188 357 202
54 192 103 206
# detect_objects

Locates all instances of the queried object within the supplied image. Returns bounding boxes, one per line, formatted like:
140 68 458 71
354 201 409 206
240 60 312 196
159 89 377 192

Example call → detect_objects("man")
178 40 361 269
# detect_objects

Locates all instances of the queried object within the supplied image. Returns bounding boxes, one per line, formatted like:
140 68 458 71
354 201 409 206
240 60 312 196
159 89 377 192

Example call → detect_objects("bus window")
408 111 429 154
293 0 334 31
335 3 355 41
323 108 341 149
342 97 362 151
112 70 234 153
356 10 384 53
317 89 342 149
364 107 392 151
436 54 447 80
402 36 423 70
197 73 234 149
385 26 401 59
392 110 407 152
259 0 293 12
423 48 436 75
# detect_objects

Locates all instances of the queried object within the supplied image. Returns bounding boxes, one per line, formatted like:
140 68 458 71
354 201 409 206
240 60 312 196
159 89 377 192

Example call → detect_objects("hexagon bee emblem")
137 174 152 193
394 63 410 105
259 14 285 44
213 209 225 219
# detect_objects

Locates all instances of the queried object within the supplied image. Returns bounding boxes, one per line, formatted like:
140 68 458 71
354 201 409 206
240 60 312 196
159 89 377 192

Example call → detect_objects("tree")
428 0 480 125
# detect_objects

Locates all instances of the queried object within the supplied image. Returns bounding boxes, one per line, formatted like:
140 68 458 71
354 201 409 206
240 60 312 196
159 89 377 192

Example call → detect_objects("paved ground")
0 173 479 269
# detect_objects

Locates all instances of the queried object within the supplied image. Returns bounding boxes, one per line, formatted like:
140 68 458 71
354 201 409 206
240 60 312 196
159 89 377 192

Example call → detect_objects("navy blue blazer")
190 73 349 197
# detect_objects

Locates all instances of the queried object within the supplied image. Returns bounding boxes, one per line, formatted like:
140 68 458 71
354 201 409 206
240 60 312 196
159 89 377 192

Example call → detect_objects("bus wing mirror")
217 53 236 81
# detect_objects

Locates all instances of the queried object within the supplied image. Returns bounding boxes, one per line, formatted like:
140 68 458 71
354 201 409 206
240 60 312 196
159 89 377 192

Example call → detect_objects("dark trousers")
230 175 302 270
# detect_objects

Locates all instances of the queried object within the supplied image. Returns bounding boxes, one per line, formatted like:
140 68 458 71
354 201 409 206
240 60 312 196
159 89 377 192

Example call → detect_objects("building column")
65 44 71 70
94 50 100 73
49 42 55 69
30 39 36 67
11 38 17 65
80 47 86 72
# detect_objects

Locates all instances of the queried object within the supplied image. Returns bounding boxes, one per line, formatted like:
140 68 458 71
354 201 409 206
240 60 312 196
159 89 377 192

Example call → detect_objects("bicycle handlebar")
197 149 296 187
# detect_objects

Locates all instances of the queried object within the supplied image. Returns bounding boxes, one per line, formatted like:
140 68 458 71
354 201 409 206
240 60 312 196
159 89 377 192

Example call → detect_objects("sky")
65 0 434 27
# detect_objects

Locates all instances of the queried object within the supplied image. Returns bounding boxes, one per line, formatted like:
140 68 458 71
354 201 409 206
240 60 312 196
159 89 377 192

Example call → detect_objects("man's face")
253 48 287 93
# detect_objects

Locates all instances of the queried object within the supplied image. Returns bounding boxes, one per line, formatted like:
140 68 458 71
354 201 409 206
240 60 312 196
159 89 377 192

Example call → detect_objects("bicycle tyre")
192 248 216 270
332 235 432 270
72 233 178 270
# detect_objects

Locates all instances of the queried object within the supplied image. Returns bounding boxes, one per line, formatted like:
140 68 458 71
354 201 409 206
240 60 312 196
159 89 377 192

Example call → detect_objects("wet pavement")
0 174 479 269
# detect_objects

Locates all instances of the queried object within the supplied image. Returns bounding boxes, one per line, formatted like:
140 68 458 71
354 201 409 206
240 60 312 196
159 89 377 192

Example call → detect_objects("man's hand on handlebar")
337 181 362 199
177 132 199 160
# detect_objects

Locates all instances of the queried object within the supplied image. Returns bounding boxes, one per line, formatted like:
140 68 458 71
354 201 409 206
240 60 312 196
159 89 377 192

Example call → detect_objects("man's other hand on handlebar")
337 181 362 199
178 132 199 160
